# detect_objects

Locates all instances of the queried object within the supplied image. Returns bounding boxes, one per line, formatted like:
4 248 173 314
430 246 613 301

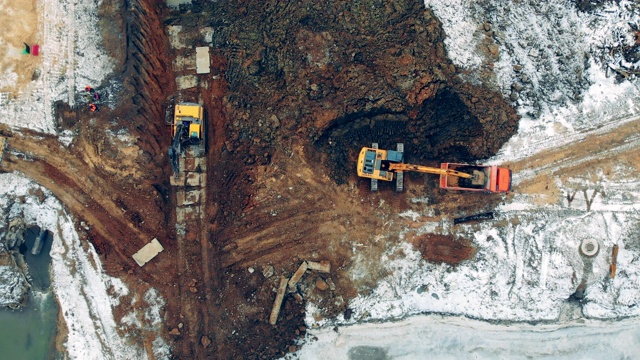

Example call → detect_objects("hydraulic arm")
387 163 472 179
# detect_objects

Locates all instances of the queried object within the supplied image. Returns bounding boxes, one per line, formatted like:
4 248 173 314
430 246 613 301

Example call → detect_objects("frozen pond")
297 315 640 359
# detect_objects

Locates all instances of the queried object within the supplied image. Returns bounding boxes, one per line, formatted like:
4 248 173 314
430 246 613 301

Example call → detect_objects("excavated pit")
317 86 514 184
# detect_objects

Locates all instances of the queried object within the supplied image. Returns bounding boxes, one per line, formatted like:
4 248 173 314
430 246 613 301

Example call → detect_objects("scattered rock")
178 322 183 329
201 335 212 348
488 44 499 56
248 267 255 274
325 277 336 291
262 265 274 278
513 64 523 72
483 22 491 32
528 48 540 58
169 328 181 335
315 277 329 291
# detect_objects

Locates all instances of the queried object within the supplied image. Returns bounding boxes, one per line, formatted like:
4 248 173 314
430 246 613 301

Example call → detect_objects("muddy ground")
2 0 518 359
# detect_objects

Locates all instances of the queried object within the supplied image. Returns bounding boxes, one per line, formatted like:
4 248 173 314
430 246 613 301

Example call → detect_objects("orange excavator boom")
388 163 472 179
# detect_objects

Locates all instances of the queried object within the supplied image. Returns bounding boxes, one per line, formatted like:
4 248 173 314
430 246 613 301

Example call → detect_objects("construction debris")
31 228 49 256
131 238 164 267
453 212 494 225
306 260 331 273
269 276 289 325
288 261 308 289
269 260 332 324
0 136 6 166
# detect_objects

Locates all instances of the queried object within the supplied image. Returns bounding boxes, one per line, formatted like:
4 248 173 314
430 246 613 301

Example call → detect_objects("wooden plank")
610 244 619 279
307 260 330 273
288 261 308 288
269 276 289 325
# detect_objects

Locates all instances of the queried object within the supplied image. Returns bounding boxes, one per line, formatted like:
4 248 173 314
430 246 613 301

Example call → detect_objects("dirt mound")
409 234 476 265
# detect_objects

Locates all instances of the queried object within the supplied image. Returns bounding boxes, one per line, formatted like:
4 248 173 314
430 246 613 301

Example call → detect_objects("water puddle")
0 226 59 360
166 0 192 8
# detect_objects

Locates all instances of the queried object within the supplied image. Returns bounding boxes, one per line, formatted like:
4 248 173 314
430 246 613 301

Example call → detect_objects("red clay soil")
409 234 477 265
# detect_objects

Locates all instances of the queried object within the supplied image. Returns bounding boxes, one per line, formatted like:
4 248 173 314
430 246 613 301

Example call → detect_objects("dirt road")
507 115 640 203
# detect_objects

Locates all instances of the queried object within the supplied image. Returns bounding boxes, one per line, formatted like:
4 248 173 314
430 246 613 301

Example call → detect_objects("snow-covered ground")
300 0 640 354
296 315 640 359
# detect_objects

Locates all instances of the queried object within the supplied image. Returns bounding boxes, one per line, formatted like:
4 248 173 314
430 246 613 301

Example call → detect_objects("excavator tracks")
371 142 379 192
395 143 404 192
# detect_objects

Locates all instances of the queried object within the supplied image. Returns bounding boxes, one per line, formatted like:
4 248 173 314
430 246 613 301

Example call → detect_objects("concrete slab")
184 189 201 205
176 75 198 90
170 173 186 186
186 172 202 187
196 46 210 74
167 25 186 49
174 54 196 71
132 238 164 267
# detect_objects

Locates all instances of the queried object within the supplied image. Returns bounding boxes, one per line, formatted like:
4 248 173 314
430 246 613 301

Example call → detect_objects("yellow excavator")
169 102 205 179
357 144 511 193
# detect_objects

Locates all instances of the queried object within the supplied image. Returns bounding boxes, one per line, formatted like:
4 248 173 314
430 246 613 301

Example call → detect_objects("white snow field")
297 315 640 360
0 0 113 134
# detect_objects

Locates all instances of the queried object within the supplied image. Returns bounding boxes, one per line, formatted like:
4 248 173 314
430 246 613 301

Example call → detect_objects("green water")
0 227 59 360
